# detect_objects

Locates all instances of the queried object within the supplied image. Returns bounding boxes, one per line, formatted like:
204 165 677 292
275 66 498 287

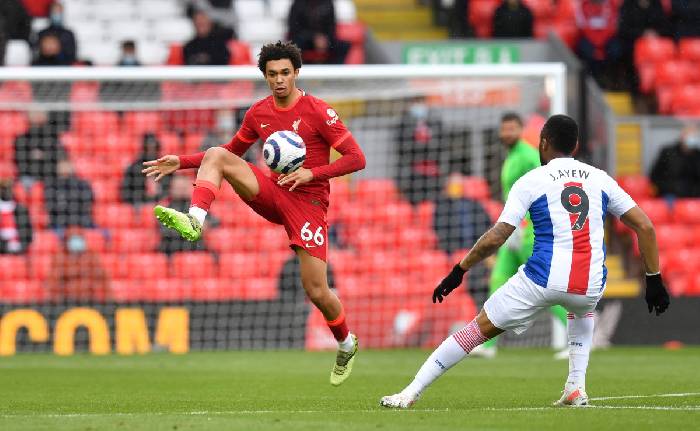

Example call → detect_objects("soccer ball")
263 130 306 174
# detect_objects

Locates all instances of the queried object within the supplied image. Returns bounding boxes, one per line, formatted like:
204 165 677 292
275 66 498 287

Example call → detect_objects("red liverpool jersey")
235 92 351 207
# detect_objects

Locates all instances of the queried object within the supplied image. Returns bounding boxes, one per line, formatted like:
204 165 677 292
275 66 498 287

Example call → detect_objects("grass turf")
0 347 698 430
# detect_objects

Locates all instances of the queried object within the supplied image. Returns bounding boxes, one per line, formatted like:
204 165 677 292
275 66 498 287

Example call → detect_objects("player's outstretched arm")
142 155 180 182
621 206 670 315
432 222 515 303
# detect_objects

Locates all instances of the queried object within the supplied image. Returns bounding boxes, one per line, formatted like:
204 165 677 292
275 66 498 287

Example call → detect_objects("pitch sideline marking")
589 392 700 401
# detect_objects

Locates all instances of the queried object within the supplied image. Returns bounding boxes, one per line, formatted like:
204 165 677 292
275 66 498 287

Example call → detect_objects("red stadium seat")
70 82 99 104
136 204 159 230
344 44 365 65
328 248 359 275
123 111 163 136
123 253 168 280
462 176 490 201
27 202 48 229
337 22 366 45
660 248 700 276
0 111 29 140
655 61 691 89
94 203 138 229
170 252 217 280
206 227 245 253
679 38 700 62
245 277 278 300
183 132 204 154
166 43 184 65
257 226 292 252
0 82 32 104
655 85 676 114
672 199 700 225
617 175 654 201
469 0 501 38
637 199 672 225
335 274 373 298
671 84 700 115
686 273 700 296
157 131 183 155
228 40 254 65
0 255 28 280
655 225 694 251
0 280 45 303
151 278 188 301
482 200 504 223
12 181 44 207
219 252 264 278
634 36 676 68
110 228 159 253
92 179 120 204
28 229 60 254
523 0 554 19
29 252 53 280
74 112 120 136
638 63 657 94
83 229 108 252
354 179 400 204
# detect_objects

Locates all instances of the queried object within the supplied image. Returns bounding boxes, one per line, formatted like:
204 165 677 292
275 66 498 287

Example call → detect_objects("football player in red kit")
142 41 365 385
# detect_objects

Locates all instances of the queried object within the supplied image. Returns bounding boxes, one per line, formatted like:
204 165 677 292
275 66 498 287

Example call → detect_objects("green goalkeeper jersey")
501 139 540 201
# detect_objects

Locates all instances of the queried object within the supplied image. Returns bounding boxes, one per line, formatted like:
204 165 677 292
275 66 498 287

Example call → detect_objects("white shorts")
483 268 602 335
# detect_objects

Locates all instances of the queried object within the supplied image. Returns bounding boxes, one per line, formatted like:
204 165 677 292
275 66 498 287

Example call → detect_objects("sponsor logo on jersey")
261 123 270 128
304 243 317 248
325 108 338 126
292 118 301 133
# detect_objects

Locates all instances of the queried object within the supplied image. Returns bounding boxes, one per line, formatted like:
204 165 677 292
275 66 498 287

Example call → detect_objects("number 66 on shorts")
301 222 325 247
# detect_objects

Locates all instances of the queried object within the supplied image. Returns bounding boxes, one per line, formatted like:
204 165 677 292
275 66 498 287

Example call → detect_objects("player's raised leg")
155 147 260 241
296 248 358 386
380 310 501 408
554 312 594 407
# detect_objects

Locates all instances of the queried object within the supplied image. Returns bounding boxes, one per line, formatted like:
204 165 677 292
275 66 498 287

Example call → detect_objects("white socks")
189 206 207 226
338 333 355 352
403 319 487 397
566 313 594 390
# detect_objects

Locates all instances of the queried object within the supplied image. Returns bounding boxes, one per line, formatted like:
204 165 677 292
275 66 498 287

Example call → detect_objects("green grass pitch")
0 347 698 430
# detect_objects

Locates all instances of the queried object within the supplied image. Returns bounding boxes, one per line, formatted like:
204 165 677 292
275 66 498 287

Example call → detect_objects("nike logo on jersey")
304 243 317 248
261 123 270 128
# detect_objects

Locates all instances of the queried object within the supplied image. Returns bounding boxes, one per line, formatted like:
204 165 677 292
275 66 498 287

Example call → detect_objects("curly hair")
257 41 303 73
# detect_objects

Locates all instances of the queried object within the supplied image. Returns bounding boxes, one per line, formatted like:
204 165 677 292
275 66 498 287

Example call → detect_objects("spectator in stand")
288 0 349 64
670 0 700 39
395 97 446 205
447 0 472 38
0 178 33 254
117 40 141 67
21 0 53 17
120 133 170 205
35 1 77 65
46 226 110 303
575 0 623 88
32 33 71 66
618 0 671 91
158 175 216 254
492 0 534 38
183 10 230 65
0 0 32 64
187 0 237 40
650 124 700 199
44 157 95 230
14 110 65 185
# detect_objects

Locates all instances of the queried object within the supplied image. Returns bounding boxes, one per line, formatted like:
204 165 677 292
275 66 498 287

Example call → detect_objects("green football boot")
154 205 202 241
330 334 358 386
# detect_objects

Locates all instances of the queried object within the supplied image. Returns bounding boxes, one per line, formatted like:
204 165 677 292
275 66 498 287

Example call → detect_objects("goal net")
0 64 566 355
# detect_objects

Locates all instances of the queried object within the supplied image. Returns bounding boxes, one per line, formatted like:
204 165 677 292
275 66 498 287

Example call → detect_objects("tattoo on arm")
460 222 515 270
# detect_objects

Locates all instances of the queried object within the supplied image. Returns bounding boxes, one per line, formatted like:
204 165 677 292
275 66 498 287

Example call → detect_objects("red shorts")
243 163 328 261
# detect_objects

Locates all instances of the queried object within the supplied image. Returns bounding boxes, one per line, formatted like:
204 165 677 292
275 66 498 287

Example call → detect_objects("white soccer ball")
263 130 306 174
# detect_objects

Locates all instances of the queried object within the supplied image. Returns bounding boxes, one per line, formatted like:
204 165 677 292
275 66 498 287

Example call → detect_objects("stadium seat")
679 38 700 63
660 248 700 276
235 0 267 19
136 41 170 66
328 248 358 275
150 277 189 301
4 40 31 66
523 0 554 19
258 226 291 252
245 277 278 300
92 0 135 20
123 111 163 136
219 252 266 278
12 181 44 207
335 274 373 298
397 226 437 250
70 82 100 104
110 228 159 253
138 0 183 18
0 255 29 280
469 0 501 38
170 252 217 280
462 176 490 201
0 111 29 141
655 61 691 89
135 204 159 230
617 175 653 201
0 280 45 303
27 202 48 230
84 228 108 252
79 40 120 65
108 20 149 43
671 85 700 115
153 18 195 44
228 40 254 65
636 199 672 225
672 199 700 225
638 63 657 94
655 85 676 114
92 179 120 204
354 179 400 205
482 200 504 223
28 230 60 255
72 156 124 180
238 18 285 43
336 22 365 45
122 253 168 280
655 225 694 251
206 228 245 254
166 43 184 65
74 112 120 137
634 36 676 68
0 82 32 104
94 203 138 229
269 0 293 19
29 252 53 280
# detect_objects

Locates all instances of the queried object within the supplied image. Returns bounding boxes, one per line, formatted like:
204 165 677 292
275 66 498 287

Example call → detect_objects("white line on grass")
590 392 700 401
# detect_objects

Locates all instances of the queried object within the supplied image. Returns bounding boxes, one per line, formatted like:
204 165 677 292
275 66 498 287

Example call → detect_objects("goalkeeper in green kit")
470 113 569 359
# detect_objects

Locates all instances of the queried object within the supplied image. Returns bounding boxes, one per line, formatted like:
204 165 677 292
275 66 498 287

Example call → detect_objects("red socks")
190 180 219 211
326 309 350 341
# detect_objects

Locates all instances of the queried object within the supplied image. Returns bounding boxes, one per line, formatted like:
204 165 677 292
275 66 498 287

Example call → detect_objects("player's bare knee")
302 278 328 304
